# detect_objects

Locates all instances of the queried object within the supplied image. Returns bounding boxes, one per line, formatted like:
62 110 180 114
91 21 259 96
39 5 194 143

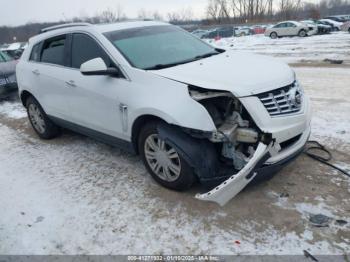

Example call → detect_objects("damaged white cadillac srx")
16 21 312 206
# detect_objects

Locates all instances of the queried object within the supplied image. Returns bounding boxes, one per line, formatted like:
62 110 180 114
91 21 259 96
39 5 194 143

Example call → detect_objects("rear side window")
275 23 285 28
29 43 41 62
71 33 110 69
41 35 67 66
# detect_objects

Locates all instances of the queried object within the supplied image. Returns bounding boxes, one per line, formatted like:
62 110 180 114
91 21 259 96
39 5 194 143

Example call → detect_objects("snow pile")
0 101 27 119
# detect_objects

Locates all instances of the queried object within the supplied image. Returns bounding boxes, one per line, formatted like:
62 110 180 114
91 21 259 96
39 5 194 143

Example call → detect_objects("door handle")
65 80 77 88
32 69 40 76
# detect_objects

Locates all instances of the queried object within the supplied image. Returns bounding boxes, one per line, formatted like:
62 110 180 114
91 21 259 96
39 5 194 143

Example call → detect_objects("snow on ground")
0 34 349 256
294 67 350 152
206 32 350 64
0 101 26 119
0 120 348 255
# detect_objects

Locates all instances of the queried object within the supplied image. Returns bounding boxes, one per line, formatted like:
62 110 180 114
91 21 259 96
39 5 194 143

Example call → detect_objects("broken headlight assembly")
188 85 278 206
188 85 269 171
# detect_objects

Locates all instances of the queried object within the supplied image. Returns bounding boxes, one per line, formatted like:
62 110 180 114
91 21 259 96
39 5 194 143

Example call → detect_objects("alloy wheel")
28 104 46 134
144 134 182 182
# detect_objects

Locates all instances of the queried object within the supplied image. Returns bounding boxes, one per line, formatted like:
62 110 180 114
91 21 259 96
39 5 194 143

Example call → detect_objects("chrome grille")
257 82 303 117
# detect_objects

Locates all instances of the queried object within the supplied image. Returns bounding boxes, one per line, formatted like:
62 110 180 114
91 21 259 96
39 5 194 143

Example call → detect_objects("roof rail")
40 23 92 33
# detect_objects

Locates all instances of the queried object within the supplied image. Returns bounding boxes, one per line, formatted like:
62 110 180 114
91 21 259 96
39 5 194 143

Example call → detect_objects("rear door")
34 35 71 119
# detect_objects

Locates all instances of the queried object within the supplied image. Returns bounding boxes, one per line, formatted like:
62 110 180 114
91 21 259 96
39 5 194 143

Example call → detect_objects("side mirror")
80 57 120 77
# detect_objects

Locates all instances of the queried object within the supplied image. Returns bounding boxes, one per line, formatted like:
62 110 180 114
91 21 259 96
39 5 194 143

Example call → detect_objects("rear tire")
26 96 61 139
138 121 195 191
270 32 278 39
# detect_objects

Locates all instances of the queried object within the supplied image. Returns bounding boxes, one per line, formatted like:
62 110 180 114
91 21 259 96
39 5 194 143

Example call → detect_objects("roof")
94 20 169 33
29 20 170 44
41 23 91 33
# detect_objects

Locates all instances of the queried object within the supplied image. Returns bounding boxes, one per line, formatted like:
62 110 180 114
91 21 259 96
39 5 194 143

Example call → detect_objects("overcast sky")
1 0 209 26
3 0 321 27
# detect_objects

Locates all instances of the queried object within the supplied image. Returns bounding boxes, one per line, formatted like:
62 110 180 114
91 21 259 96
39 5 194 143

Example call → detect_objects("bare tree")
115 4 126 21
278 0 302 20
167 7 194 22
138 8 148 19
100 10 117 23
137 9 164 21
152 11 164 21
206 0 221 21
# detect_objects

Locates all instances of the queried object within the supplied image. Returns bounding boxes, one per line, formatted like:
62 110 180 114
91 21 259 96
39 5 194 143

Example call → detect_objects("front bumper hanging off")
195 142 280 206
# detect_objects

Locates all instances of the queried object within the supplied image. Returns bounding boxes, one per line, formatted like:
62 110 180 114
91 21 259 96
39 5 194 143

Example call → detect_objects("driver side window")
71 33 111 69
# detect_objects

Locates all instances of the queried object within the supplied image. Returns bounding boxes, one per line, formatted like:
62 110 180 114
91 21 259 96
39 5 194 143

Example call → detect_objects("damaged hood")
151 51 295 97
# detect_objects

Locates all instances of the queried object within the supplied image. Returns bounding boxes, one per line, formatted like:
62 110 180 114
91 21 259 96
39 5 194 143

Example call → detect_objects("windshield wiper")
194 51 220 60
145 51 220 70
145 62 187 70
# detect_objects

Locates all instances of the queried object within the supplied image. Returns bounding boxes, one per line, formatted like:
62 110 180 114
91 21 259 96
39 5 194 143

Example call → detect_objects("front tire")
26 96 60 139
298 30 307 37
138 122 195 191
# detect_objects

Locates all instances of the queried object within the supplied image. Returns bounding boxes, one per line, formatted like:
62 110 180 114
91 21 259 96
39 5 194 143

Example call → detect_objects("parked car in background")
341 21 350 33
319 19 343 31
0 42 27 60
300 21 318 35
202 27 234 39
0 51 17 96
191 29 209 39
312 20 332 33
316 20 336 31
234 27 252 36
252 25 266 34
325 16 350 22
301 20 330 34
265 21 311 38
16 22 311 206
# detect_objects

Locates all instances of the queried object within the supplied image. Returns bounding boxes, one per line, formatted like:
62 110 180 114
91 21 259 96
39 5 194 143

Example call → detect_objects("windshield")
0 51 13 63
104 25 220 70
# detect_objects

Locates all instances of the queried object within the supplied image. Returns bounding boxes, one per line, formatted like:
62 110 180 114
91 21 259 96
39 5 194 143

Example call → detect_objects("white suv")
16 21 312 206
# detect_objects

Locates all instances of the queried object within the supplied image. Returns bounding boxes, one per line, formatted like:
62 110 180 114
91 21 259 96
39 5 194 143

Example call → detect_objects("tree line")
204 0 350 24
1 0 350 44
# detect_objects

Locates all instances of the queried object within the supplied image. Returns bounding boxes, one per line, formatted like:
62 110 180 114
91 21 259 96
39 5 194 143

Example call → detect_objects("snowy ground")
0 34 350 256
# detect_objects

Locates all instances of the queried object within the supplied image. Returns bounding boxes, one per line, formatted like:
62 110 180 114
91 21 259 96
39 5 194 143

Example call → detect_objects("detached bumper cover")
196 142 279 206
196 126 311 206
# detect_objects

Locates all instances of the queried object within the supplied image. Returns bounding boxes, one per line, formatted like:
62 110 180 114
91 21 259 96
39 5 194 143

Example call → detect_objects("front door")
64 33 130 140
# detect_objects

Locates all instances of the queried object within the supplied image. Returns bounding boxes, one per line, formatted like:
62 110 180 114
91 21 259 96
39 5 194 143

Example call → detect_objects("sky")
1 0 209 26
2 0 322 27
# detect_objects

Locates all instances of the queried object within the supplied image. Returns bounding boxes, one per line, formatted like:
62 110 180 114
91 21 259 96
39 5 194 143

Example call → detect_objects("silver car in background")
265 21 311 38
0 51 17 97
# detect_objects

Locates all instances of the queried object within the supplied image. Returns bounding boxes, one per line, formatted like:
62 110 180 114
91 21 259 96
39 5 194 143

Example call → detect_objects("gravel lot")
0 33 349 256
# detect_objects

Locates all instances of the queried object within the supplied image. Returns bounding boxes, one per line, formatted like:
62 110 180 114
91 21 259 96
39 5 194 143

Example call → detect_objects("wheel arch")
270 31 278 38
20 90 34 107
131 114 168 154
299 28 307 34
